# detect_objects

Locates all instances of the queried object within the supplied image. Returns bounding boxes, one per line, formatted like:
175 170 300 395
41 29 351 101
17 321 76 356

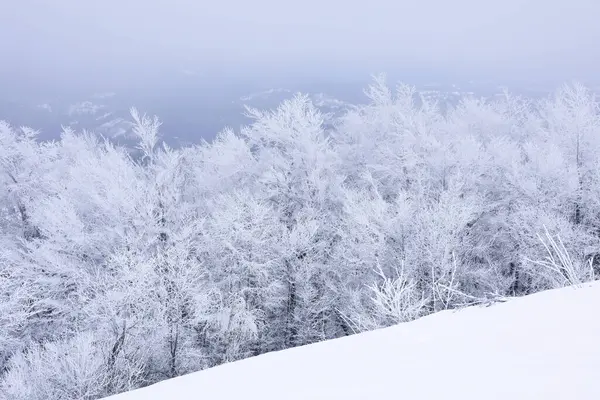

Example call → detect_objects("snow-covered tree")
2 77 600 399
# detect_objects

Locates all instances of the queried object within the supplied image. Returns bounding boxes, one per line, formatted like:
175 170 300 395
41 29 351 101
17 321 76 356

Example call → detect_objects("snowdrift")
106 282 600 400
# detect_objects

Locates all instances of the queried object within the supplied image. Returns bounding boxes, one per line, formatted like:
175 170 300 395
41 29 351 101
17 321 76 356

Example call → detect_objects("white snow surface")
106 282 600 400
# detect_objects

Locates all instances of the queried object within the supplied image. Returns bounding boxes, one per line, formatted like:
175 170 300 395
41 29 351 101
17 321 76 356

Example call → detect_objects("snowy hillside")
4 79 600 400
106 282 600 400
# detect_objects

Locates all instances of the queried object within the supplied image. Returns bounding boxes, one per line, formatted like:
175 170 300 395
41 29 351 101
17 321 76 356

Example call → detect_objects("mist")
1 0 599 144
2 0 599 92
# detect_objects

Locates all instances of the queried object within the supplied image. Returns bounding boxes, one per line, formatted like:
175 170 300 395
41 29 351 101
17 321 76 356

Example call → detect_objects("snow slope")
106 282 600 400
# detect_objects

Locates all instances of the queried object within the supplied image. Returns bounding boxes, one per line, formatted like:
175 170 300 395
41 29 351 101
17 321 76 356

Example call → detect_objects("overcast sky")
1 0 599 91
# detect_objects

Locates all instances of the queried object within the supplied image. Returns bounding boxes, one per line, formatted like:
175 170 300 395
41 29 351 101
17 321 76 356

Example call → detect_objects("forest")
1 75 599 399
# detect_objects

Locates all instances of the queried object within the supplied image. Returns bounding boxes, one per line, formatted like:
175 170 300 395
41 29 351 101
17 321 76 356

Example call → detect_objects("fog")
1 0 599 143
2 0 599 92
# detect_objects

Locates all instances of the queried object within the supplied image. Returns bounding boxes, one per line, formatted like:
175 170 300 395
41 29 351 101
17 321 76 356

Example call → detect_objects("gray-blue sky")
1 0 599 91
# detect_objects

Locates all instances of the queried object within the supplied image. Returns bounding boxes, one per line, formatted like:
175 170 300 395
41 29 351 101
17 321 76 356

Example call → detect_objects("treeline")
0 76 598 399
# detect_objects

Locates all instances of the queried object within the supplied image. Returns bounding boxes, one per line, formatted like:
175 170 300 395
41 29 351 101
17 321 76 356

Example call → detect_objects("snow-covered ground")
106 282 600 400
